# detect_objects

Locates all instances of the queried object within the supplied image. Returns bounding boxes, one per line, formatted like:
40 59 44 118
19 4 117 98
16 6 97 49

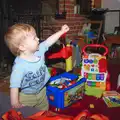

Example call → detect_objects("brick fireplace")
41 0 87 40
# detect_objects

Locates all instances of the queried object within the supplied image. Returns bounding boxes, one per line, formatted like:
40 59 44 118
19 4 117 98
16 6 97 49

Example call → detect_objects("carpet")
49 63 120 120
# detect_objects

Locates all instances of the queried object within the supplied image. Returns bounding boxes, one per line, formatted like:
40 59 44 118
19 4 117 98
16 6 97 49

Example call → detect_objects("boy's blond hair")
4 23 35 56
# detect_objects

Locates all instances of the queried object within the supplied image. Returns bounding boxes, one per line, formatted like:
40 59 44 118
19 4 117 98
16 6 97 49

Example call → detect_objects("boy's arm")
10 63 24 108
35 25 69 55
10 88 23 108
45 24 69 47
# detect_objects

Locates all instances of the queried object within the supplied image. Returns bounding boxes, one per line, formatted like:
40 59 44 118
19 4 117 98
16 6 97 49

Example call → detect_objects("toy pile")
2 109 109 120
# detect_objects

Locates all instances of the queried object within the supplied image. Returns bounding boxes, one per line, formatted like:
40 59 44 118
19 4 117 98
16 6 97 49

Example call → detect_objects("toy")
2 109 109 120
74 110 89 120
86 31 97 44
48 67 57 76
47 32 73 72
81 44 110 97
85 85 105 98
89 104 94 108
74 110 109 120
48 43 72 72
65 44 72 72
46 72 86 110
2 109 73 120
28 110 73 120
71 40 81 67
102 91 120 107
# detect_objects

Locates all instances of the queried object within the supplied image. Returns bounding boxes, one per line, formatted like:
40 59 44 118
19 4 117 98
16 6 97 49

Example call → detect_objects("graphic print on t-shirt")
21 66 46 93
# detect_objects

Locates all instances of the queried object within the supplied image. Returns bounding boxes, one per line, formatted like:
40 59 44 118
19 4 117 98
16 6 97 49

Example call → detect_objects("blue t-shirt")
10 41 50 94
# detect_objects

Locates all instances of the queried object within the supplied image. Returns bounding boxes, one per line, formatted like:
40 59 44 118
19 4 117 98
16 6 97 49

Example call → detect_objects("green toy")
85 84 104 98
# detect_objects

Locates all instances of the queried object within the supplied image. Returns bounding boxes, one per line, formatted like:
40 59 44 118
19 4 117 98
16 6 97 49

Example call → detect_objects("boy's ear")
19 45 26 51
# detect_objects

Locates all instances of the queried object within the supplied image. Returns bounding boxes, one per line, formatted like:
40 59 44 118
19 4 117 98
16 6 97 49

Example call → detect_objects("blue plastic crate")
47 72 86 109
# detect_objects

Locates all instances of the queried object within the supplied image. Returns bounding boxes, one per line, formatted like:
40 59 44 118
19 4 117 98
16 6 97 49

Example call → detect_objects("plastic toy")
47 32 73 72
85 85 105 98
71 40 81 67
81 44 110 95
48 43 72 72
65 44 72 72
102 91 120 107
28 110 73 120
74 110 89 120
48 44 72 59
89 104 94 108
48 67 57 76
86 31 97 44
2 109 73 120
74 110 109 120
47 72 86 110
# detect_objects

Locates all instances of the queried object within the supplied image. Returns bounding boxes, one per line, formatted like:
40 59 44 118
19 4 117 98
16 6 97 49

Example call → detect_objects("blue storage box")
47 72 86 109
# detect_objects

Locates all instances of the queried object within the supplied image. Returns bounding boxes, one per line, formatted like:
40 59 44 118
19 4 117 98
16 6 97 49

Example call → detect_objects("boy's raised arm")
45 24 69 47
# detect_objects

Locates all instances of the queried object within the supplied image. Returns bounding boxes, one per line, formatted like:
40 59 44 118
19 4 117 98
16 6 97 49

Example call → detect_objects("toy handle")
82 44 108 56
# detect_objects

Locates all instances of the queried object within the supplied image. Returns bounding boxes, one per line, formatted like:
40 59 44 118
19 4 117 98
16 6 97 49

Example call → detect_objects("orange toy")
48 32 72 60
48 45 72 59
2 109 73 120
2 109 23 120
74 110 109 120
74 110 90 120
2 108 109 120
28 111 73 120
90 114 109 120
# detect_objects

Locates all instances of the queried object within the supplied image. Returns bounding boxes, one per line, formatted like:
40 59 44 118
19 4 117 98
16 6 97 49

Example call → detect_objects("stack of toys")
2 109 109 120
46 72 86 110
48 43 73 72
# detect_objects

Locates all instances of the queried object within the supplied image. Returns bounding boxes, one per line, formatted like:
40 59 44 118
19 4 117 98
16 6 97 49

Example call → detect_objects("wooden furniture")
105 35 120 45
104 35 120 58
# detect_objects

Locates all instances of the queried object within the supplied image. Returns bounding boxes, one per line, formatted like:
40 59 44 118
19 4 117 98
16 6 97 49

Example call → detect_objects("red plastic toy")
74 110 109 120
48 32 72 60
48 45 72 59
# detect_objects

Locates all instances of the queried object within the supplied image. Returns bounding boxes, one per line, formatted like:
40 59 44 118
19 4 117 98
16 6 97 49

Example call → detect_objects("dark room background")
0 0 57 67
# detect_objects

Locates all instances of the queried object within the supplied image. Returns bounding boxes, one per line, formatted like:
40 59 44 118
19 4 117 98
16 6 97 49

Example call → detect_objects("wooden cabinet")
75 0 102 15
76 0 92 15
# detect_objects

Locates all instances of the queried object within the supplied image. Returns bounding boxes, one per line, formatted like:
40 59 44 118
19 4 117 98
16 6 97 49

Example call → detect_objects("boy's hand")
61 24 70 33
10 88 24 108
11 101 24 108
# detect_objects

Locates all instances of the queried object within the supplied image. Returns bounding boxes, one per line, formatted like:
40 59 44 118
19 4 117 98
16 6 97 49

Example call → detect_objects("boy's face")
23 30 39 53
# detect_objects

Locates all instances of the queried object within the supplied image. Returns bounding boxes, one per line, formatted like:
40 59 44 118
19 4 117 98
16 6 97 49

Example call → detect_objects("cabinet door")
76 0 92 15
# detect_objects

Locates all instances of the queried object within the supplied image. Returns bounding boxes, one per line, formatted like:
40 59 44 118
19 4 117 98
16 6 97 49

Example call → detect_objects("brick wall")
42 0 87 40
